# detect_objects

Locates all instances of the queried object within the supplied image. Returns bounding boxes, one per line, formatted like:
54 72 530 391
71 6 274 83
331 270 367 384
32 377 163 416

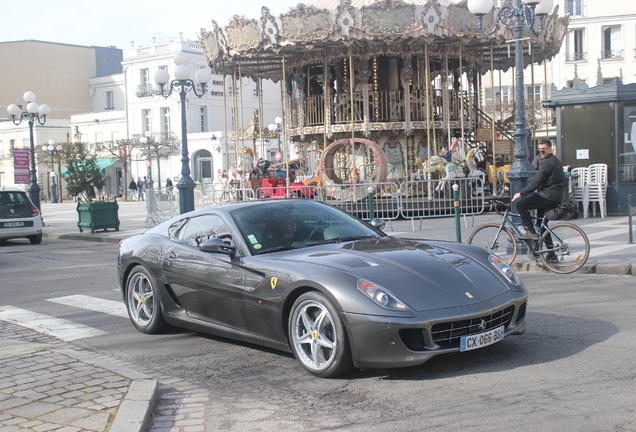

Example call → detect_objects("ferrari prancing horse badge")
270 277 278 289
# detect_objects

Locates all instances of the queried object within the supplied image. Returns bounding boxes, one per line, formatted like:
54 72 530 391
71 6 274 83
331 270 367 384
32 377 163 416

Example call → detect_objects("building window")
526 85 542 102
140 68 150 86
9 139 15 156
199 106 208 132
105 91 114 110
566 0 583 17
566 28 586 61
253 82 260 98
141 109 151 133
160 107 171 133
602 25 622 59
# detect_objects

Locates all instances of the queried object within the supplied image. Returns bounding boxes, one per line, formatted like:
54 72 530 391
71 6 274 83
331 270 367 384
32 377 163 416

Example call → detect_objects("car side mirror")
370 218 385 231
199 238 236 256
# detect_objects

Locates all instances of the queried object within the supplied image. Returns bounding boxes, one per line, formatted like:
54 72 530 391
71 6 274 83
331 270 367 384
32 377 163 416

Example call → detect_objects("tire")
28 234 43 244
125 265 168 334
539 223 590 274
289 292 353 378
467 224 517 265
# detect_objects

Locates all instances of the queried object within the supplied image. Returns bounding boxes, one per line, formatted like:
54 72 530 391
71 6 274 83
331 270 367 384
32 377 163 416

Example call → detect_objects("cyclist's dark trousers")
516 193 560 234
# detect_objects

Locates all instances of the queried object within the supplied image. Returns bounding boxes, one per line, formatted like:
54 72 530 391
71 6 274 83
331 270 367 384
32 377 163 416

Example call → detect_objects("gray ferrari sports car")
117 199 527 377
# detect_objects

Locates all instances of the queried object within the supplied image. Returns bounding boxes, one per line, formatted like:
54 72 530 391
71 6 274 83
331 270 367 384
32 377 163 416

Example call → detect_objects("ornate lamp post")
42 140 62 203
154 53 211 214
268 116 283 153
7 91 51 211
467 0 553 212
139 131 154 190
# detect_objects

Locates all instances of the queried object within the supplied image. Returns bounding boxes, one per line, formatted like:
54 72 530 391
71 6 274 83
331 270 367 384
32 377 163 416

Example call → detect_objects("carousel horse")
435 142 484 195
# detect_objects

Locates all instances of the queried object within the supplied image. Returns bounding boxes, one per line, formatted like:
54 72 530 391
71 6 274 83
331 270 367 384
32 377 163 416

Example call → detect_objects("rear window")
0 192 28 207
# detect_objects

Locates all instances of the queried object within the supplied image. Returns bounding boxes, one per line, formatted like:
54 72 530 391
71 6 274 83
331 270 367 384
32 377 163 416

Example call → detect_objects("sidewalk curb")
43 232 124 244
56 348 157 432
513 261 633 275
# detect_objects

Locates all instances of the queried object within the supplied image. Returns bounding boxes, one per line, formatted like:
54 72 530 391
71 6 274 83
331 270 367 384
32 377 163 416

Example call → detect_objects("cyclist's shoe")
544 253 560 263
518 232 539 241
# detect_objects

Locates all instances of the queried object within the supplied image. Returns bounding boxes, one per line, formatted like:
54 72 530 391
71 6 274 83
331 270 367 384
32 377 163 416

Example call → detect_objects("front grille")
399 305 518 351
431 306 515 348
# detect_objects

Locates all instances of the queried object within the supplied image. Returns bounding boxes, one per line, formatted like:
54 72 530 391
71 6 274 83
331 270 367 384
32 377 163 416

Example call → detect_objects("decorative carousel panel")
225 18 263 52
200 30 222 64
281 6 332 42
360 3 418 36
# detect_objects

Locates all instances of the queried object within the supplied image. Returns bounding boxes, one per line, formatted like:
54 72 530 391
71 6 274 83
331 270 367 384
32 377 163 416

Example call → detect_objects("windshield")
231 200 383 255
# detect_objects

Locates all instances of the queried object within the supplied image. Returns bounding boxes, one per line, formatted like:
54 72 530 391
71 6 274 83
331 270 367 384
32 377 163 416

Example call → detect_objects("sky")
0 0 299 49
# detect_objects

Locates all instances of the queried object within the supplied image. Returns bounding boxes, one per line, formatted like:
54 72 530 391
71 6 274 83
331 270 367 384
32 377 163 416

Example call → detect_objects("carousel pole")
530 46 537 155
459 44 465 146
282 55 290 191
490 43 497 196
238 62 246 189
445 49 451 151
258 70 264 163
223 66 229 174
324 57 329 152
425 44 433 201
349 52 355 182
233 66 240 187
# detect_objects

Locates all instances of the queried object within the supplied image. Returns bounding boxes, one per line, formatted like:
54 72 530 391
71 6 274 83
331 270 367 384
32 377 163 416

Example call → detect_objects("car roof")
0 187 25 193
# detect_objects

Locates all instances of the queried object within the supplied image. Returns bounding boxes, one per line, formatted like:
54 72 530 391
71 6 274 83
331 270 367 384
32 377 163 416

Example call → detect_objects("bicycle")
467 200 590 274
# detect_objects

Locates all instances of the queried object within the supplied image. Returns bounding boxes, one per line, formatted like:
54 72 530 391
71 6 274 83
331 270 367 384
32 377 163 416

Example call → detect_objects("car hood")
282 237 510 312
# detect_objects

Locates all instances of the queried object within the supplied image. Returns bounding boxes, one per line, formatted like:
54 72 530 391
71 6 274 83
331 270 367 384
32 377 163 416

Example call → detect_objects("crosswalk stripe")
0 305 107 341
48 295 129 318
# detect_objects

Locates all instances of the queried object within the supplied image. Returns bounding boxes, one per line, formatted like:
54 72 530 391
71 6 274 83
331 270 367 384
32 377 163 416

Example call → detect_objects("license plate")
460 325 505 352
3 221 24 228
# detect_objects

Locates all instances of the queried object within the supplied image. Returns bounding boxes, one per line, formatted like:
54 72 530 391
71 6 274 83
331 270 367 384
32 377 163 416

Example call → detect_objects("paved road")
1 237 635 431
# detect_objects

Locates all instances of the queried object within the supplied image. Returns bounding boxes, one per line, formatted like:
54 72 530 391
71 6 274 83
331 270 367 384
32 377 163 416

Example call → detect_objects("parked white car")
0 187 43 244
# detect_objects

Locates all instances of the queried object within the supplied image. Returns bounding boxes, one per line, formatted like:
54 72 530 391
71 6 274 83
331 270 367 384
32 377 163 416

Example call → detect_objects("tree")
148 132 180 188
62 142 104 202
101 138 142 201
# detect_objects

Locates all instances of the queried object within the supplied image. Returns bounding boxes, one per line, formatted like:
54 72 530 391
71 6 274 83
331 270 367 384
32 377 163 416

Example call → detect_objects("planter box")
77 200 120 234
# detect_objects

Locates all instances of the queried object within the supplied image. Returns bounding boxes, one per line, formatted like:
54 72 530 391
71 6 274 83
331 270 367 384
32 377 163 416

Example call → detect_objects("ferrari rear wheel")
289 292 353 378
126 266 168 334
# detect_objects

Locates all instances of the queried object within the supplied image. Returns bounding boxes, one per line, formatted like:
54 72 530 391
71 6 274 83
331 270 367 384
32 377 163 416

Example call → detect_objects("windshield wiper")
258 245 298 254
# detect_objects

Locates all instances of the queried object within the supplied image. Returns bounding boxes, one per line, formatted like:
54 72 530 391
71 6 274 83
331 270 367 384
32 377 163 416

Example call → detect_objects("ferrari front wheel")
289 292 353 378
126 266 168 334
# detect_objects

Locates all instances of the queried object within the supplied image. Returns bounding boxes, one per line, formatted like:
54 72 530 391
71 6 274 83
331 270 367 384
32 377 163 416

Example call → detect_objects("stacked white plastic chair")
583 163 608 218
570 167 588 211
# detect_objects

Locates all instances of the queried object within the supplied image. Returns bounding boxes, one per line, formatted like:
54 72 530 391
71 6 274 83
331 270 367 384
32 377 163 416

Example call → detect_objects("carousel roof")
199 0 569 80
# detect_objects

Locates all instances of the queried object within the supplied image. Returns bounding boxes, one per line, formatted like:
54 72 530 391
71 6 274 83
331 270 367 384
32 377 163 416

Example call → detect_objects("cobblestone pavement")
0 321 208 432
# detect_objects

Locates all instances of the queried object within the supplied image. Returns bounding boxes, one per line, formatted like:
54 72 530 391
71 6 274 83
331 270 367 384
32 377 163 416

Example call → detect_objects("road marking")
589 243 636 258
0 305 107 341
48 295 129 318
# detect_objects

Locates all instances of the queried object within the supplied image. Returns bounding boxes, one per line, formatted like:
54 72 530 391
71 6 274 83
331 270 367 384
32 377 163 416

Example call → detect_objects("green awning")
61 158 120 177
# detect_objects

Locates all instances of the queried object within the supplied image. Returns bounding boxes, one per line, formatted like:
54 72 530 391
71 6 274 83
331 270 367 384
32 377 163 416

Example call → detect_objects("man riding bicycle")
512 138 565 241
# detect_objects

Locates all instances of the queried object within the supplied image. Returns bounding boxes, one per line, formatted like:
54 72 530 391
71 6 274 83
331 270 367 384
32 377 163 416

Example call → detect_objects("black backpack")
545 201 580 221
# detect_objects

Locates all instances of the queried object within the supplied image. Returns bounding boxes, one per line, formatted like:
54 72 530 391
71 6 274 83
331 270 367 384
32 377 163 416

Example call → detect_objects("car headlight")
356 279 409 311
489 255 522 287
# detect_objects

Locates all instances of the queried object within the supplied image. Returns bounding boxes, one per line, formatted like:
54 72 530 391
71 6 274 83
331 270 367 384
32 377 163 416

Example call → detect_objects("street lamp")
7 91 51 211
139 131 154 190
467 0 553 211
154 53 211 214
42 140 62 203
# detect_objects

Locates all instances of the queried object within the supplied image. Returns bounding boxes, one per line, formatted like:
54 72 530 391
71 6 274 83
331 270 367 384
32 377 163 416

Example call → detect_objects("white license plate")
460 325 505 352
4 221 24 228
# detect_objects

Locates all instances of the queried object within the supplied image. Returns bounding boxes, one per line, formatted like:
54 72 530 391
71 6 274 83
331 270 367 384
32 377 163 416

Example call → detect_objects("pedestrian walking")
136 178 144 201
165 177 173 191
128 179 138 201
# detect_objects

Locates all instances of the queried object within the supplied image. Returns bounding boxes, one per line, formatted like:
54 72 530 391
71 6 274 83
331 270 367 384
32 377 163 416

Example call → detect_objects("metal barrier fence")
320 182 401 222
143 189 179 227
195 187 255 210
142 177 485 231
399 176 485 230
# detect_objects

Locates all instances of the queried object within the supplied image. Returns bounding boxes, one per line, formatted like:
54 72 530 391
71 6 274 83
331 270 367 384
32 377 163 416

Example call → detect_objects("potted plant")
62 141 120 234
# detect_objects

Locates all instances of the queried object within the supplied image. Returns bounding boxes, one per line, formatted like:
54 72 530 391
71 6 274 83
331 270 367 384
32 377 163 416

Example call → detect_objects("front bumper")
342 293 527 369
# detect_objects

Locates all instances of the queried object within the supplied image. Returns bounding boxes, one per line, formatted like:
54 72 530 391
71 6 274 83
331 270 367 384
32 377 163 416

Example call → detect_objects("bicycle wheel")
539 223 590 274
467 224 517 265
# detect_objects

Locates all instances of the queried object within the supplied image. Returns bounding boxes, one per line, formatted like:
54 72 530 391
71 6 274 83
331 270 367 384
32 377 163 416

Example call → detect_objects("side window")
179 214 233 248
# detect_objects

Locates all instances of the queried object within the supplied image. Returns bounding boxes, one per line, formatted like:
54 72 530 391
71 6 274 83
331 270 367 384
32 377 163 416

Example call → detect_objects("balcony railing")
136 84 157 98
565 52 587 62
601 49 623 60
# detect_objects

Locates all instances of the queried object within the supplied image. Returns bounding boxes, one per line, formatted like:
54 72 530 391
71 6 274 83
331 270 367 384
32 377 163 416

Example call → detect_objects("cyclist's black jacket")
520 153 565 202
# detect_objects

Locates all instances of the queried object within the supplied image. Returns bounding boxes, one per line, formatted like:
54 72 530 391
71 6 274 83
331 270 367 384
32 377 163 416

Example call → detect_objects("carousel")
199 0 568 201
